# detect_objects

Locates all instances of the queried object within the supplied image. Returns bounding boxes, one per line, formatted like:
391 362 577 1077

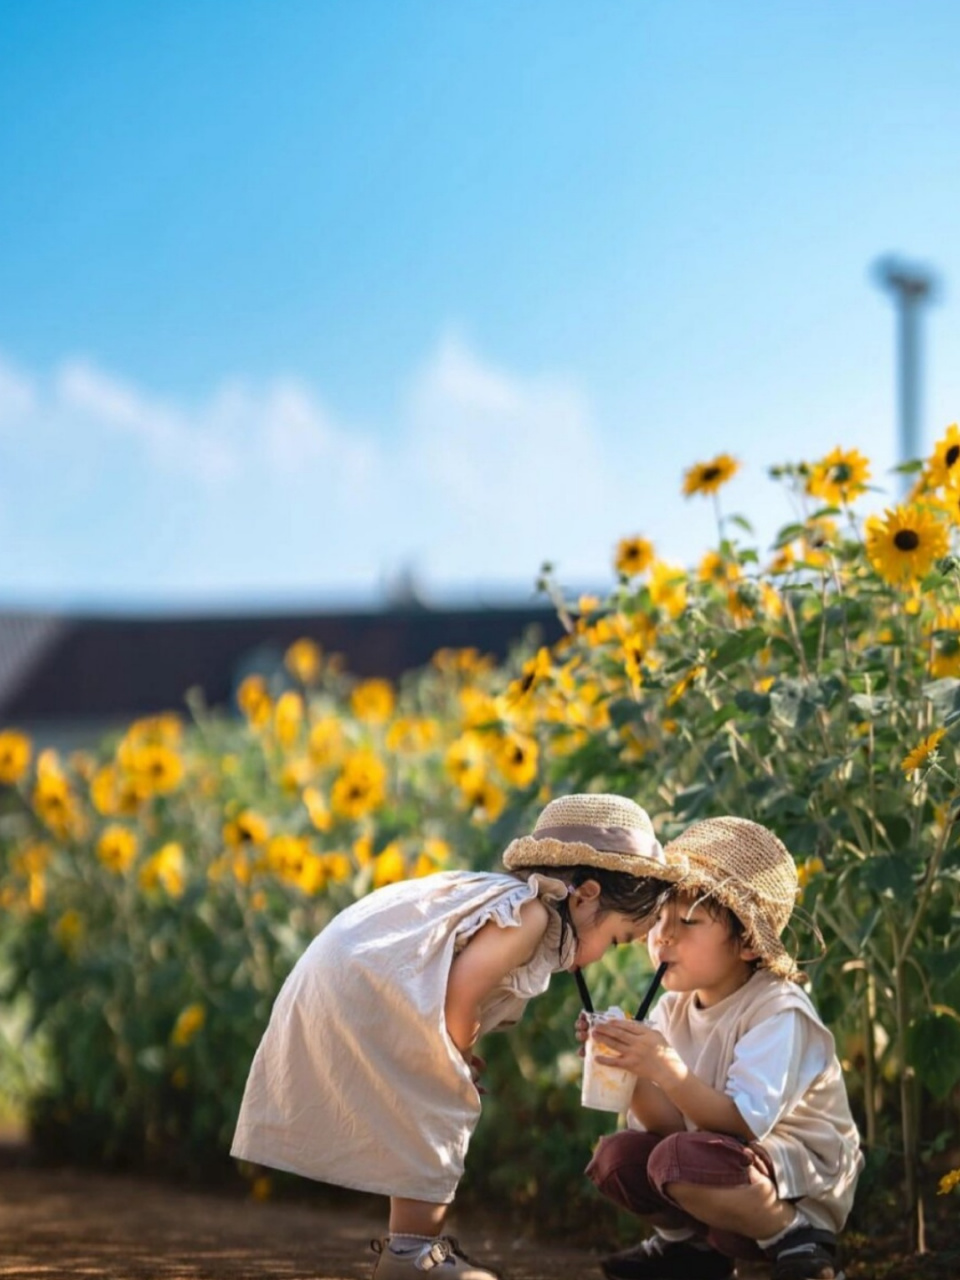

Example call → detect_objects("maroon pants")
586 1130 780 1261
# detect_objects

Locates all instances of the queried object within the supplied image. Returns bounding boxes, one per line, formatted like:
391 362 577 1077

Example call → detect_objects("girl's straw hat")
664 816 801 980
503 794 686 881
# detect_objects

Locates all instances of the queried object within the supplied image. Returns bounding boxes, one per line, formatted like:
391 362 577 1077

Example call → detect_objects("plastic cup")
581 1008 635 1113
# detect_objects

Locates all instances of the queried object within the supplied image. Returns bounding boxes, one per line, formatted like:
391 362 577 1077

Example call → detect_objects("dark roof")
0 605 564 725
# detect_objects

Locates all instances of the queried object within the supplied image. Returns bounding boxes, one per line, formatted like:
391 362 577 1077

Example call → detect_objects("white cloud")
399 332 618 584
0 338 630 602
0 356 37 424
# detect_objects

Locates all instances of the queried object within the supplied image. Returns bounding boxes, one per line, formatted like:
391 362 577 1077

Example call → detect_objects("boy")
585 817 862 1280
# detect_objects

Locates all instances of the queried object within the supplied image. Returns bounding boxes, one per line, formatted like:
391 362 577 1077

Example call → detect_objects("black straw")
634 961 668 1021
573 968 594 1014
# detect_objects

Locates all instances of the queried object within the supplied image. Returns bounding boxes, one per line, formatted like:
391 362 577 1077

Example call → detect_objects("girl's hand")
591 1019 687 1089
574 1011 590 1057
466 1053 488 1094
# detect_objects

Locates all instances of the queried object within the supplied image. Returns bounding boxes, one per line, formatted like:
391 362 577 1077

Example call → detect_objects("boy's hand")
574 1010 590 1058
591 1019 688 1089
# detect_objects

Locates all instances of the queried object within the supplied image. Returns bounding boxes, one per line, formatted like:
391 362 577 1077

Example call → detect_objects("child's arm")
592 1018 755 1141
625 1078 687 1135
445 897 551 1053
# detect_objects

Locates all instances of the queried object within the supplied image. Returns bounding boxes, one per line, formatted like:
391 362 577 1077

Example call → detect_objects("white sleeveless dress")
230 870 573 1203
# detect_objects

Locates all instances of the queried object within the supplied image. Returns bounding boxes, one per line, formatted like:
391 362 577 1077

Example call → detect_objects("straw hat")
502 793 686 881
664 816 801 980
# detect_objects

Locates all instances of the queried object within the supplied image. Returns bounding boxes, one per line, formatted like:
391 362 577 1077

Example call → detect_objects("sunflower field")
3 433 960 1250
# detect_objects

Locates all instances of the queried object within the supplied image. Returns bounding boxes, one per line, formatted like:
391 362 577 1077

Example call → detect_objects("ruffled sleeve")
453 872 575 1004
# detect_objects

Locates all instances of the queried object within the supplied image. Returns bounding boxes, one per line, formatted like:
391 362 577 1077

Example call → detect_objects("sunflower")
372 842 407 889
682 453 739 498
97 824 138 874
667 665 705 707
927 423 960 490
459 773 507 824
308 716 345 768
698 550 741 587
223 809 270 847
285 637 322 685
496 732 539 788
930 606 960 678
901 728 947 774
506 646 553 705
330 750 387 819
171 1003 206 1047
614 535 655 578
805 447 871 506
865 504 950 587
350 678 395 724
0 729 31 785
274 691 304 748
139 842 186 897
648 561 688 618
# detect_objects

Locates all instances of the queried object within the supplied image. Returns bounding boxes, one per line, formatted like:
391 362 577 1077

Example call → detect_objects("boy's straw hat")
664 816 801 980
503 794 686 881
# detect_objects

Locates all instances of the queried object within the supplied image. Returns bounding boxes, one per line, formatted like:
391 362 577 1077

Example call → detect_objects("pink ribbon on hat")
531 824 667 866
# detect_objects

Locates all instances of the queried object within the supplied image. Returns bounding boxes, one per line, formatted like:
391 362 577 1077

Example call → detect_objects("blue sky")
1 1 959 611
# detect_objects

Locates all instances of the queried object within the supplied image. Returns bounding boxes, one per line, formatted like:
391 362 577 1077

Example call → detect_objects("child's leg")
388 1197 448 1235
375 1197 499 1280
648 1131 793 1259
586 1131 699 1231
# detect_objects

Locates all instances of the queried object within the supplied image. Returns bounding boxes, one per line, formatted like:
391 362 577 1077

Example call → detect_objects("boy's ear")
739 940 761 963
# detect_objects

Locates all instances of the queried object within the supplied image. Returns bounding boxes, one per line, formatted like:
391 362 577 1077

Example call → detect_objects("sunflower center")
894 529 920 552
830 463 852 484
702 466 721 482
947 445 960 468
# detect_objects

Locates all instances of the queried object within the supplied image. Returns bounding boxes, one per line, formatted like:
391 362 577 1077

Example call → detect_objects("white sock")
757 1208 806 1250
388 1233 437 1256
653 1225 696 1243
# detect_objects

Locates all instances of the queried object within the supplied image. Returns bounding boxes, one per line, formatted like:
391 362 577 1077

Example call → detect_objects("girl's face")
646 893 759 1007
567 880 643 968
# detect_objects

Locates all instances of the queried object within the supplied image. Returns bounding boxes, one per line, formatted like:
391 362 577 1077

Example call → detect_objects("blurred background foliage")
2 442 960 1248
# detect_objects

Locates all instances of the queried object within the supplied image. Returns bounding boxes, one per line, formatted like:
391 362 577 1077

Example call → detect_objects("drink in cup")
581 1007 635 1114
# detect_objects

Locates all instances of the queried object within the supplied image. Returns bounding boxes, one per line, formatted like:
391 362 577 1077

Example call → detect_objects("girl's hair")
515 864 672 958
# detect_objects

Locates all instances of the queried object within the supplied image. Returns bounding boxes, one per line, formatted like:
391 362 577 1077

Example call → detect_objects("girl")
583 817 862 1280
231 793 686 1280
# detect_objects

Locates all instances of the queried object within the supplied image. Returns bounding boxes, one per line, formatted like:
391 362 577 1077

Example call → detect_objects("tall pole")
874 257 938 495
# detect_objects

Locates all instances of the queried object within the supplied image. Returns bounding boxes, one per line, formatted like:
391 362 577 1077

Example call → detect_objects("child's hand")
590 1019 687 1089
574 1011 590 1057
466 1053 488 1095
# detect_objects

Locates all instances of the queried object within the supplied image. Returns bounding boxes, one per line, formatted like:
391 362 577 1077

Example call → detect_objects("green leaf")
728 514 755 534
807 756 845 785
773 523 806 549
907 1009 960 1099
770 678 822 730
710 627 768 670
734 688 771 715
849 692 892 720
673 784 714 818
607 698 647 728
858 855 915 898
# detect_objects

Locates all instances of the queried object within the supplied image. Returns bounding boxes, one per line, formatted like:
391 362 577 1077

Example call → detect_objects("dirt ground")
1 1154 956 1280
0 1160 610 1280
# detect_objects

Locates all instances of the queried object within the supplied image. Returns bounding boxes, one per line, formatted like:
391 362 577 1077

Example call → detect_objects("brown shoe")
371 1237 501 1280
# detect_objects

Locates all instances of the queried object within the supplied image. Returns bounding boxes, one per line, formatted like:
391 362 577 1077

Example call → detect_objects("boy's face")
646 892 759 1006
